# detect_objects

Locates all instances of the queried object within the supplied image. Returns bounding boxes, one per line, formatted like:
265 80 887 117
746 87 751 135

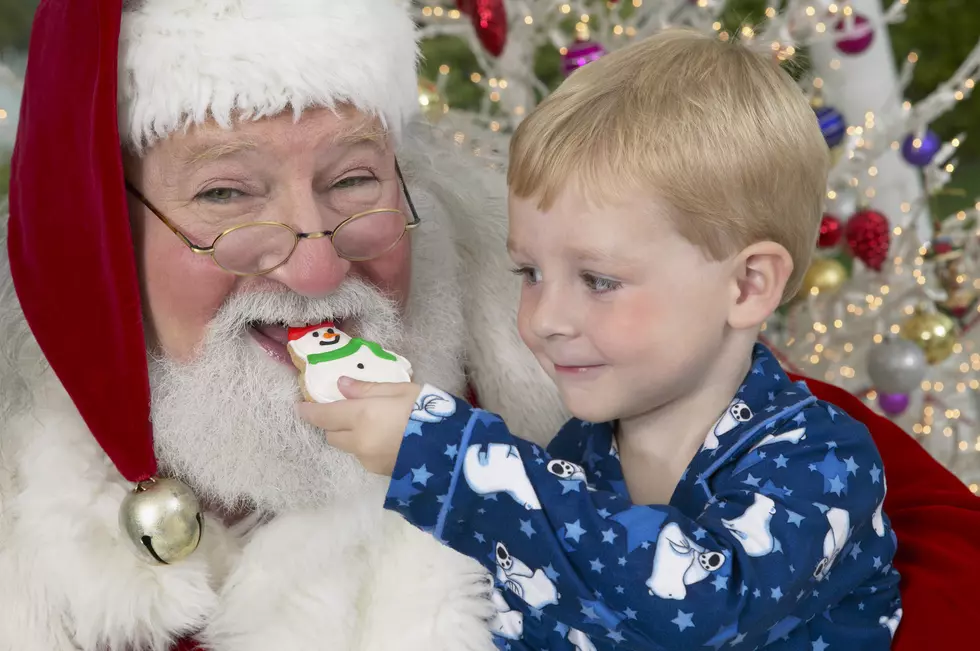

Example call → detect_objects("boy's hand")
297 377 421 477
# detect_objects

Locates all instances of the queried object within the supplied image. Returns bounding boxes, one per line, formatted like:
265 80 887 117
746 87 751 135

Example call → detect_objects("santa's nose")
264 193 350 297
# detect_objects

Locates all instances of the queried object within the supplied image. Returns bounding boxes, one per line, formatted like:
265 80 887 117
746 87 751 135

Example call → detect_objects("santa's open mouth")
247 321 347 367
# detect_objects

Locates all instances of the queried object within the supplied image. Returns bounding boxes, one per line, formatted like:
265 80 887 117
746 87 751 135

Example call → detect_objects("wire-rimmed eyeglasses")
124 160 421 276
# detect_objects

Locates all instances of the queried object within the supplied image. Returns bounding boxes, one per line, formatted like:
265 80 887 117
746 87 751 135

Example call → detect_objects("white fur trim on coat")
118 0 421 151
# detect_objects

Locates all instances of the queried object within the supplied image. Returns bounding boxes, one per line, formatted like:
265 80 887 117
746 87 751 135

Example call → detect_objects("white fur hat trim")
118 0 420 150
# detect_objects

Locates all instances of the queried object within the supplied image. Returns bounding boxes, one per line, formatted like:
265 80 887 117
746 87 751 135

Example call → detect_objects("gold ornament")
119 477 203 564
417 79 448 124
900 308 958 365
936 254 978 316
796 257 847 300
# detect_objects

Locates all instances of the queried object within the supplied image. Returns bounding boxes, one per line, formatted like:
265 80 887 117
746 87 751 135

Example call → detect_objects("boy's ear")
727 242 794 330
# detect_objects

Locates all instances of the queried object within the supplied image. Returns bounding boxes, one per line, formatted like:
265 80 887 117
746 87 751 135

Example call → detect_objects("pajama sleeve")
384 385 888 650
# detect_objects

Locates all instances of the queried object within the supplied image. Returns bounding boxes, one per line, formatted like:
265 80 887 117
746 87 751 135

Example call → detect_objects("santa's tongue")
252 323 290 345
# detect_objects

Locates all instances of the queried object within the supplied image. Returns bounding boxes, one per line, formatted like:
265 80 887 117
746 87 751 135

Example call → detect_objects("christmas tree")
413 0 980 488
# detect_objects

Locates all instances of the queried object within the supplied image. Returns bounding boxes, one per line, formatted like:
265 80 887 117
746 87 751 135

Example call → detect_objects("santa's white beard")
149 274 465 514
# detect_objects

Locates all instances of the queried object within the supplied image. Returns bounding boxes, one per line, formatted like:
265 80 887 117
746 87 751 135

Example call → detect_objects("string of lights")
414 0 980 489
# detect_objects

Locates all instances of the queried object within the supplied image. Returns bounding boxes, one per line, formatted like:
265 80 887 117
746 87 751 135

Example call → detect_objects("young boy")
299 29 901 650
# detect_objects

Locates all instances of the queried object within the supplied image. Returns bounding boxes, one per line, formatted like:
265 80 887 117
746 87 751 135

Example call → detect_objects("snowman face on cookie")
287 322 413 403
287 323 349 357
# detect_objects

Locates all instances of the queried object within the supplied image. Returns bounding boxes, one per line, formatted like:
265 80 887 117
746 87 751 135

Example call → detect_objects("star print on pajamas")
384 345 900 650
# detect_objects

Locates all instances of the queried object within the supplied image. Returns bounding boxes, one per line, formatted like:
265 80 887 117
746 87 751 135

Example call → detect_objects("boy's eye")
582 273 622 293
510 266 541 285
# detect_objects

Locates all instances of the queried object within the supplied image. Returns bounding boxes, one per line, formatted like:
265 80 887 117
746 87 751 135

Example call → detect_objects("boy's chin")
562 392 619 425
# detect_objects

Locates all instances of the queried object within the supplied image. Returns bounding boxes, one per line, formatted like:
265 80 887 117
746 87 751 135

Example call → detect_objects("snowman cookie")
287 321 413 403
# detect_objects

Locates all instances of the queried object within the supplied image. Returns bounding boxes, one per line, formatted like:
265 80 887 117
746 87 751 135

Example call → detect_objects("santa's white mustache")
186 277 403 353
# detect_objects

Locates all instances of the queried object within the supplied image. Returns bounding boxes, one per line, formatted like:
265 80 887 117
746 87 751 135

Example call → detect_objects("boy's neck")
615 334 755 506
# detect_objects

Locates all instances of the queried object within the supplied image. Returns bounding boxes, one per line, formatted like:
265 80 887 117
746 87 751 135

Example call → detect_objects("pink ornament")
834 13 874 55
561 39 607 77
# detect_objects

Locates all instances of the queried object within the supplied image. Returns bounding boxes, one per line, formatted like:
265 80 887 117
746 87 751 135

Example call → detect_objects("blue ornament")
901 130 941 167
814 106 846 149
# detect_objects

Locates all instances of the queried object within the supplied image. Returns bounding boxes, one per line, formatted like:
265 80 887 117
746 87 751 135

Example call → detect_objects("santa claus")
0 1 978 650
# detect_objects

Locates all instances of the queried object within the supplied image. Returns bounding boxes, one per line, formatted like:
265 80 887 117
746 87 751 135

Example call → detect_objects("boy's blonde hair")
508 29 829 302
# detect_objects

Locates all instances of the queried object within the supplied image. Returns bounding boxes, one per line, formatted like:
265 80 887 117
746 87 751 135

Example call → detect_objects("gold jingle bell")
417 78 448 124
796 257 848 300
119 477 203 564
900 308 958 365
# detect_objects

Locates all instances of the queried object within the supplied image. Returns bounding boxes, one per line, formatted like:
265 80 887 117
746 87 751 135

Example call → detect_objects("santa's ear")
726 241 793 331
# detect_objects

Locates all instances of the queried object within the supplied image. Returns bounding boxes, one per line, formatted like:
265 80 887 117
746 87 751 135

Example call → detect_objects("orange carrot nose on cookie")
287 321 337 340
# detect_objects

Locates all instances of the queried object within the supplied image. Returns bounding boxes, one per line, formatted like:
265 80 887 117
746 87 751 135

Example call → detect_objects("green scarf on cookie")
307 338 397 365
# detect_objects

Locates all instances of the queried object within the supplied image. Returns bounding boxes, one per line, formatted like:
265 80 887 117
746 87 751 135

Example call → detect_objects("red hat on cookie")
7 0 420 559
288 322 338 341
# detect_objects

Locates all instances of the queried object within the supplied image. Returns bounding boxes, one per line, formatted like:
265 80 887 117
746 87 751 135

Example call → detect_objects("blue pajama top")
384 345 901 650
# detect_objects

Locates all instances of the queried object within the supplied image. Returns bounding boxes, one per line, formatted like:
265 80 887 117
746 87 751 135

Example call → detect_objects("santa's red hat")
7 0 421 483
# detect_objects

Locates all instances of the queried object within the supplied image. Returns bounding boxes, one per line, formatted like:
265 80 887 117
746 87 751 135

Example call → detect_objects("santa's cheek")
350 238 411 308
142 254 236 361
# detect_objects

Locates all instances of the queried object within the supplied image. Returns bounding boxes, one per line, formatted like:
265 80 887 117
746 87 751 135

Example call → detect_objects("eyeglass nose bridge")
297 229 334 241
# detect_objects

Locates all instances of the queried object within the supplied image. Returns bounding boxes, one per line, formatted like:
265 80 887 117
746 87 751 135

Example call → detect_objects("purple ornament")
901 130 942 167
878 392 910 416
814 105 846 149
561 40 607 77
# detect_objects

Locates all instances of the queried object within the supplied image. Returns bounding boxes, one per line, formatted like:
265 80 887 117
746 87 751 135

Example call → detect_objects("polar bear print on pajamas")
410 385 457 423
567 627 598 651
749 427 807 453
494 542 560 609
546 459 588 483
488 589 523 640
647 522 727 600
703 399 753 451
721 493 777 557
871 474 887 537
813 507 851 581
880 607 903 638
462 443 542 510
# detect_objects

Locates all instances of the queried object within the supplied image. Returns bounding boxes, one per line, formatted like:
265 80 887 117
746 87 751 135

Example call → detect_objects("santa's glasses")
124 161 421 276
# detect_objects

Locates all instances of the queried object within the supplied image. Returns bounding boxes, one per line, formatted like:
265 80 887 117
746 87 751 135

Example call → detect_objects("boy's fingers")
324 429 355 451
296 399 361 431
338 377 418 400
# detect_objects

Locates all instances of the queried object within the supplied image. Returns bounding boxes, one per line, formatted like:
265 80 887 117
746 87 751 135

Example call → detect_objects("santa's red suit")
1 1 978 650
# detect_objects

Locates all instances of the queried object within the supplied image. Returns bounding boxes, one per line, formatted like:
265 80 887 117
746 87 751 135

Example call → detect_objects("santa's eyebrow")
332 119 388 146
180 139 258 164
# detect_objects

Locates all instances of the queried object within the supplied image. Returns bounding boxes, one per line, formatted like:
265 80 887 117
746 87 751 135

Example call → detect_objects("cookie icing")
287 321 413 403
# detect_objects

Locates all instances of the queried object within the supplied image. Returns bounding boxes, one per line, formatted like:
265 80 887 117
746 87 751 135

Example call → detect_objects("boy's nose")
528 285 577 340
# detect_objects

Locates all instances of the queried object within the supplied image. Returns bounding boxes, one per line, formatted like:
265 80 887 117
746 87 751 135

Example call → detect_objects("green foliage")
0 159 9 197
424 0 979 166
0 0 39 51
889 0 980 157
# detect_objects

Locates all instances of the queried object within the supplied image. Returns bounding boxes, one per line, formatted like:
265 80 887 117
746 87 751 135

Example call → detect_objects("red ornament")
457 0 508 57
834 13 874 55
845 209 891 271
932 238 954 256
818 214 843 248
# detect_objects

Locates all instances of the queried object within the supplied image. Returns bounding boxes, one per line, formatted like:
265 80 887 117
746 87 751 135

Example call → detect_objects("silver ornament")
119 477 203 564
868 339 928 395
